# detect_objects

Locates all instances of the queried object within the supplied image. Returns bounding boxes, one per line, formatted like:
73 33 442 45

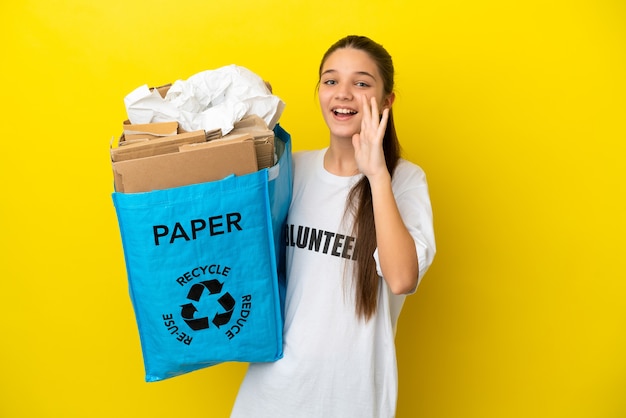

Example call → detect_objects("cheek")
318 89 332 106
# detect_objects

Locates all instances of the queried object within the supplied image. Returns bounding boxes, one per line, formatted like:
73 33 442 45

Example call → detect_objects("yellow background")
1 0 624 417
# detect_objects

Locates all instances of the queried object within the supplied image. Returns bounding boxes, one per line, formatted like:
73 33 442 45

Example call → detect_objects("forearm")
369 172 419 294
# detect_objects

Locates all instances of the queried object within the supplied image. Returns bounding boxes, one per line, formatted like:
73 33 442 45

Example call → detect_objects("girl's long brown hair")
319 35 401 320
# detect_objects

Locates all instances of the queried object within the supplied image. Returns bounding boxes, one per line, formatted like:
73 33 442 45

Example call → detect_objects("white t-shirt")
231 149 435 418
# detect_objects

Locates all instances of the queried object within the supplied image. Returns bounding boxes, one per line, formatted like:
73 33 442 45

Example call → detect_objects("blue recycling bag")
112 125 292 382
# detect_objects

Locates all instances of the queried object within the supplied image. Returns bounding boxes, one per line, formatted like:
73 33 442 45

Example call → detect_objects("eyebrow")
321 69 376 79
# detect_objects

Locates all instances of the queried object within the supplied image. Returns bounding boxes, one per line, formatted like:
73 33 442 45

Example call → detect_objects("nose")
335 83 352 100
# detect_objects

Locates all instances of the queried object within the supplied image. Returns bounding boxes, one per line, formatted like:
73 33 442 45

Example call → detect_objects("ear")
382 92 395 110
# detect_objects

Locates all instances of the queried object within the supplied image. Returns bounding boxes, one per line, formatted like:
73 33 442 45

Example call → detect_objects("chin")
330 130 357 142
328 124 359 140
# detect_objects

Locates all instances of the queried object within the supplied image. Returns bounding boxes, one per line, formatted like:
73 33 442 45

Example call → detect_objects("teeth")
334 108 357 114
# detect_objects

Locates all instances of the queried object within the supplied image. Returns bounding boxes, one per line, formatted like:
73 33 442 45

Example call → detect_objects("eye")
323 79 337 85
355 81 370 88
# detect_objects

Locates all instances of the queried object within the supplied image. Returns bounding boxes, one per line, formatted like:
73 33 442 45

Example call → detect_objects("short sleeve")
373 159 436 293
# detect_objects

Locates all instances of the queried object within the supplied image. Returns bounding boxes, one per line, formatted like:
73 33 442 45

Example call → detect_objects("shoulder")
293 149 324 164
293 149 325 173
392 159 429 190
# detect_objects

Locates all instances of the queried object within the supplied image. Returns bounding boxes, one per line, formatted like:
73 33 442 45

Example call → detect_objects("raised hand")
352 95 390 180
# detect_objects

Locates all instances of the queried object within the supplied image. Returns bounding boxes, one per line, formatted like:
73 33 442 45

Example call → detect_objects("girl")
231 35 436 418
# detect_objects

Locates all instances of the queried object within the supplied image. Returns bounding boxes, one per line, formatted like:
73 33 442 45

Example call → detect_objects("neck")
324 140 359 176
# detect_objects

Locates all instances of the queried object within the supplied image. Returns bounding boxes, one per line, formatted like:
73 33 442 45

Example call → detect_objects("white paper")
124 65 285 135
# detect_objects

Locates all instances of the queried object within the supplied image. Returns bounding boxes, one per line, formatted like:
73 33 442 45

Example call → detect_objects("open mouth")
332 108 358 116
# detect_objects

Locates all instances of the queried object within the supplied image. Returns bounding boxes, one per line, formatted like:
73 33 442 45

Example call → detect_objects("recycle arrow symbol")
187 279 223 301
180 280 234 331
212 292 235 328
180 303 209 331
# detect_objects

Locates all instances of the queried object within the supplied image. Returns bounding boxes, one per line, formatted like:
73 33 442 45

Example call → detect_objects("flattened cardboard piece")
178 133 253 152
112 140 258 193
125 133 164 141
111 130 207 162
230 115 275 169
205 128 223 141
255 141 275 169
232 114 268 131
231 115 274 139
123 120 178 137
154 84 172 98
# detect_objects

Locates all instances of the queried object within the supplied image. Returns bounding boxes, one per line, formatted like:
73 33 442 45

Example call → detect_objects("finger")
361 95 371 119
352 132 361 152
370 97 380 124
360 95 371 131
378 107 389 137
